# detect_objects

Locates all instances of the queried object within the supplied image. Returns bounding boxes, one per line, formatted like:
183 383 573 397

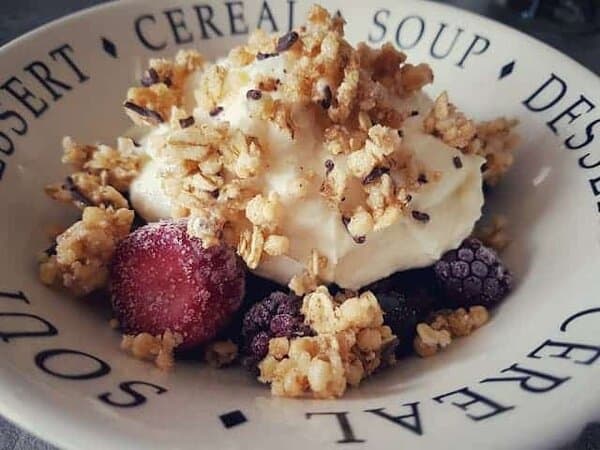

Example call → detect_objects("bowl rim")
0 1 598 448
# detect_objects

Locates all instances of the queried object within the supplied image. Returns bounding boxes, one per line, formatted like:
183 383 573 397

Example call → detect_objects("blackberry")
368 268 440 356
240 291 310 372
434 238 512 308
377 291 421 356
216 273 284 345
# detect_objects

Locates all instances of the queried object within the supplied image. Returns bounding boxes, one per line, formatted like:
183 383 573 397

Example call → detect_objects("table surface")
0 1 599 449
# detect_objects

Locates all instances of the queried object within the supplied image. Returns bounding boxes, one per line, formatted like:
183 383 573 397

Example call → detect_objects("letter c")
135 14 167 51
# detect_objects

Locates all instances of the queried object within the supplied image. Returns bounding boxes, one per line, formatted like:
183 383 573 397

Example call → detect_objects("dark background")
0 0 598 449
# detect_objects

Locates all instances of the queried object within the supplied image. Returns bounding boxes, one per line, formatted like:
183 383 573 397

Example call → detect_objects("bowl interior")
0 1 598 449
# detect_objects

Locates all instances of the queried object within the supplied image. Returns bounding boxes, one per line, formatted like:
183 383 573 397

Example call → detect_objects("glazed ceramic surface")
0 1 598 448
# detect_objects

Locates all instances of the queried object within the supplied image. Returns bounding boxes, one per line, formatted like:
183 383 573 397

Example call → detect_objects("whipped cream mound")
127 5 486 290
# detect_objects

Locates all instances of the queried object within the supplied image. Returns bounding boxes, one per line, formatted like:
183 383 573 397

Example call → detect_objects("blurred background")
0 0 598 449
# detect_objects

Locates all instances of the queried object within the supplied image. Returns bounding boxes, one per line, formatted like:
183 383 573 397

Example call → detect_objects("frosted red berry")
110 219 245 350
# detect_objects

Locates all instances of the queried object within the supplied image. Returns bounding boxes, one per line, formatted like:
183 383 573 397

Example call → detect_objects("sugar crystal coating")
434 238 512 308
241 291 310 372
110 219 245 350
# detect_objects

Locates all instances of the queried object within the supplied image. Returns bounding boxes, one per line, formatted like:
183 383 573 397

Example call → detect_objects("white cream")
129 157 172 223
130 56 484 289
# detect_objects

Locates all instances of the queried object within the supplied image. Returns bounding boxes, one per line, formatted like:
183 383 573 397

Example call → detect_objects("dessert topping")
413 306 489 357
121 329 183 370
39 206 134 296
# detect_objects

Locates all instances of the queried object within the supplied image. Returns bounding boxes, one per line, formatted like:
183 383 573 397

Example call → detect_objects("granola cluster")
472 118 519 186
39 206 134 296
40 137 140 295
413 306 489 357
423 92 518 184
120 5 449 277
258 287 397 398
150 116 293 266
45 137 141 210
121 329 183 370
124 50 205 125
474 214 511 252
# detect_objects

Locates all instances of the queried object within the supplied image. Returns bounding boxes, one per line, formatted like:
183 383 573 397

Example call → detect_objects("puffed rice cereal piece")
39 207 134 296
413 306 490 357
121 329 183 370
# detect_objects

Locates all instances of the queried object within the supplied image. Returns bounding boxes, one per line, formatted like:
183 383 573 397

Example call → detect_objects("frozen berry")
110 219 245 350
377 291 420 356
377 294 438 356
215 273 284 346
434 238 512 308
241 291 310 372
367 269 441 356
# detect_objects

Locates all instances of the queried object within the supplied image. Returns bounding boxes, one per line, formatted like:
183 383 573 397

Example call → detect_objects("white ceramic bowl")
1 1 599 448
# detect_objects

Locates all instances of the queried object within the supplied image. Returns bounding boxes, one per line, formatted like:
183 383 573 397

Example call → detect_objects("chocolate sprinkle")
325 159 334 175
453 156 463 169
363 166 390 185
397 129 404 138
354 235 366 244
481 162 489 172
410 110 419 117
411 210 430 223
209 106 224 117
257 52 279 60
123 101 164 124
418 173 428 184
319 85 333 109
246 89 262 100
141 68 159 87
276 31 299 52
179 116 195 128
